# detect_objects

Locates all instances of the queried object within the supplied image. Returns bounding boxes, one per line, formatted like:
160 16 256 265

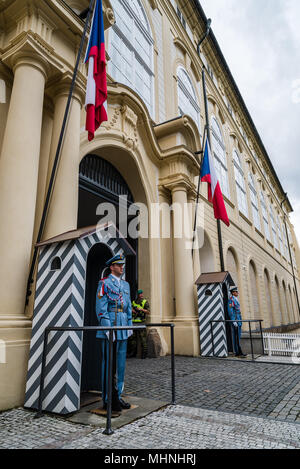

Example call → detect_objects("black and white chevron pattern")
25 228 124 414
197 283 228 358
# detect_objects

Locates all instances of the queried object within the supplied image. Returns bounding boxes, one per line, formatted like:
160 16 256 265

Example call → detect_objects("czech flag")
201 139 230 227
84 0 107 141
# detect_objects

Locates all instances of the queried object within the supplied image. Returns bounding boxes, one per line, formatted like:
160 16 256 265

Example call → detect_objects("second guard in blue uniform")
95 254 133 412
228 286 247 357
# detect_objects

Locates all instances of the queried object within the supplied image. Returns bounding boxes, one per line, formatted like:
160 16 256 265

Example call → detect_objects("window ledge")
239 211 252 226
267 240 274 248
223 195 234 209
255 227 264 239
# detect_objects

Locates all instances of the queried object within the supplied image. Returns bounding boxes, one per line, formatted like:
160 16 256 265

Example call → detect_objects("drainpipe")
281 193 300 320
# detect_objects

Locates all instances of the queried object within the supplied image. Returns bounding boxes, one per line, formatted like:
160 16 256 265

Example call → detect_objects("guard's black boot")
103 398 122 412
119 398 131 409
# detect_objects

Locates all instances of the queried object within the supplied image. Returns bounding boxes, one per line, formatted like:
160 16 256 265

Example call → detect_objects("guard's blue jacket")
228 295 242 327
95 274 132 340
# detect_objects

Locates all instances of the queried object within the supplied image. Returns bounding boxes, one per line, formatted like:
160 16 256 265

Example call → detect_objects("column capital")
47 72 85 107
11 50 50 80
162 176 193 196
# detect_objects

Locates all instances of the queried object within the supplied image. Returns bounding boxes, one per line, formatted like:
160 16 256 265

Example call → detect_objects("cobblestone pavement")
125 357 300 422
0 406 299 449
0 357 299 449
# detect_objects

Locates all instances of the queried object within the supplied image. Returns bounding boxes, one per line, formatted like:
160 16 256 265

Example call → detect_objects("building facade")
0 0 299 410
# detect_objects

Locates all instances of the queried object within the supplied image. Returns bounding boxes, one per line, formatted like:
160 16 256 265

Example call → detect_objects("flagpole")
192 126 207 259
25 0 96 307
202 67 225 272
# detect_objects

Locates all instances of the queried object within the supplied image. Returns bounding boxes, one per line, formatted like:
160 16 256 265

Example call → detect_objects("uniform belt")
108 309 123 313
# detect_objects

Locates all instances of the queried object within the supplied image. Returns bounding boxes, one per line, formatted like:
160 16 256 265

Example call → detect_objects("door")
80 243 113 393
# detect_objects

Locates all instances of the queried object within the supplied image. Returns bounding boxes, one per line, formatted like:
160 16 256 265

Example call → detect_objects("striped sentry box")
24 224 134 415
196 272 234 358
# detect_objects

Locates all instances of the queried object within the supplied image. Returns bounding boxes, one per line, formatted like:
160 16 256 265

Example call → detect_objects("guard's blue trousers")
100 339 127 404
231 325 242 354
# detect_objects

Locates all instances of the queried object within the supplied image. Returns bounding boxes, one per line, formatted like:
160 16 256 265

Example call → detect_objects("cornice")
153 114 201 154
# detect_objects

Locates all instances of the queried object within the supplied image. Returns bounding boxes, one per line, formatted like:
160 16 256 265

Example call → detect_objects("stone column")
171 183 195 317
43 83 83 239
187 191 201 283
170 182 200 356
0 53 47 316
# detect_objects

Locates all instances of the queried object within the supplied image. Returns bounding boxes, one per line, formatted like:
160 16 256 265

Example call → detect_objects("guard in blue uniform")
96 254 133 412
228 286 246 357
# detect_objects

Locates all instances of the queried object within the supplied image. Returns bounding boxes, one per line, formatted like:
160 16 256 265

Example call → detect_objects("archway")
78 153 139 298
80 242 114 396
199 232 215 274
249 261 260 321
264 270 274 327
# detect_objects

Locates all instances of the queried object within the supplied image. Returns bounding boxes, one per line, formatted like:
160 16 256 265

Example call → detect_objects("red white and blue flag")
84 0 107 141
201 139 230 227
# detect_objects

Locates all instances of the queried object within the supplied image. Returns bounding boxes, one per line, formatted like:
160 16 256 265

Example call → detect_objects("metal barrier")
34 323 175 435
263 332 300 357
210 320 264 360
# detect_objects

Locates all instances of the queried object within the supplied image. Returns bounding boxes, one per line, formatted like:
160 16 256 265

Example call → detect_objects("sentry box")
196 272 235 358
24 223 135 415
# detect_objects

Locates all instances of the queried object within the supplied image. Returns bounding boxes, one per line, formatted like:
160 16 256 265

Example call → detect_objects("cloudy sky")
199 0 300 241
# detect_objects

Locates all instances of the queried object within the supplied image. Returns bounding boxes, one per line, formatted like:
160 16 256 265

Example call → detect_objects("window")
50 257 62 271
176 6 186 28
211 117 229 198
276 215 284 255
260 193 271 241
177 67 200 129
109 0 154 115
233 150 248 217
269 206 278 249
283 225 289 259
207 64 214 80
248 173 260 230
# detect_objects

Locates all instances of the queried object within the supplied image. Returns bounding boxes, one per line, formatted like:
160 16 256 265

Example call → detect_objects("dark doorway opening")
222 283 233 353
78 154 138 298
80 243 113 405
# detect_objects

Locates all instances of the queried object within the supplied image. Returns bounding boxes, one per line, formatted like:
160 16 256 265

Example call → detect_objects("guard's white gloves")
233 322 238 328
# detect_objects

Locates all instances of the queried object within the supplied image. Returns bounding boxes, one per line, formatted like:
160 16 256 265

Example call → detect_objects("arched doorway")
249 261 260 321
78 154 138 298
81 242 114 394
199 232 215 274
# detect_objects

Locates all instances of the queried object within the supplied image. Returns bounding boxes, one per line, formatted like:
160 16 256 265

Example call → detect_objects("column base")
0 316 32 411
162 317 200 357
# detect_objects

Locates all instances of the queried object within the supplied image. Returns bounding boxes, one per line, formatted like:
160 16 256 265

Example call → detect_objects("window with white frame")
248 173 261 230
269 206 278 250
177 67 200 129
108 0 154 115
211 117 229 198
276 215 284 255
233 150 248 217
283 224 289 259
260 192 271 241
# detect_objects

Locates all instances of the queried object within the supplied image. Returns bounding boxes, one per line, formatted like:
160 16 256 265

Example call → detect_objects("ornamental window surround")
260 192 271 242
177 66 201 131
233 150 248 217
269 205 279 250
211 117 229 199
276 214 284 255
248 173 261 231
108 0 154 116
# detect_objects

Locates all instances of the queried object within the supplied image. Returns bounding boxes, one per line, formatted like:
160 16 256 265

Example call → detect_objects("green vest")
132 299 147 322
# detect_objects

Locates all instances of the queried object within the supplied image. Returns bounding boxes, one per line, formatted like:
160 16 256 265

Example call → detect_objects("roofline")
192 0 293 213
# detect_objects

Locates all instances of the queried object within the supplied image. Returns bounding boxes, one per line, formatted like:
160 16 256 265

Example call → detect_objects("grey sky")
199 0 300 240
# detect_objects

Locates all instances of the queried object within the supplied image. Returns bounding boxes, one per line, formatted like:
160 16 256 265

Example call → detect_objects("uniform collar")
110 274 121 284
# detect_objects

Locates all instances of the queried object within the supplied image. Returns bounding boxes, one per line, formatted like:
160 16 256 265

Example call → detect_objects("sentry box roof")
195 272 235 286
